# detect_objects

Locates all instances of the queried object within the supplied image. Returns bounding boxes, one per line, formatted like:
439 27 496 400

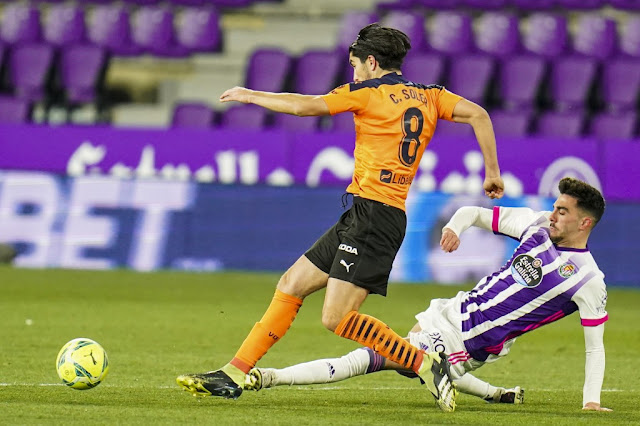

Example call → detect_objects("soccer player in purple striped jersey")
246 177 610 412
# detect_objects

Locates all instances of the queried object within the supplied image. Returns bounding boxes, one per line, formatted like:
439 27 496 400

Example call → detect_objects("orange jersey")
321 72 463 211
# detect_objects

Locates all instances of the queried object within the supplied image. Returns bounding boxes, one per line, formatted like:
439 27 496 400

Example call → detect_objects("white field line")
0 383 631 392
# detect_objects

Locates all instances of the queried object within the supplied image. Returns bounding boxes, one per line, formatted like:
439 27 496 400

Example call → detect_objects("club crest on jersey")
557 263 577 278
511 254 543 287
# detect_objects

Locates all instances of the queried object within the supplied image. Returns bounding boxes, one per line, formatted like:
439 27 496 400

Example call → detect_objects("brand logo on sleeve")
511 254 543 287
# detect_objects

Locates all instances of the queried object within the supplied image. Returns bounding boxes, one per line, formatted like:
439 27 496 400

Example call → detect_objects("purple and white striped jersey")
458 206 608 363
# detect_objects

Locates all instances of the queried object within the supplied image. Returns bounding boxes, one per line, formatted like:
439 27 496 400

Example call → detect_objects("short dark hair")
558 177 605 226
349 23 411 71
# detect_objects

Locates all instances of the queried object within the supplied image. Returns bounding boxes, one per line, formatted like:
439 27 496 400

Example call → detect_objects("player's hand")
582 402 612 412
440 228 460 253
220 86 253 104
483 175 504 199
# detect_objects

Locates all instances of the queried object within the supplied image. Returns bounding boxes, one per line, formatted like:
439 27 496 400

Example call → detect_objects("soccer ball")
56 338 109 390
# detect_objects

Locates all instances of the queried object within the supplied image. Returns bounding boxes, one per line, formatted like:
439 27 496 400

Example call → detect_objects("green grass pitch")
1 266 638 425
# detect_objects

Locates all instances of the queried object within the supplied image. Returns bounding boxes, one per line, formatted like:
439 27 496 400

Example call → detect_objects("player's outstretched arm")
450 99 503 199
220 86 330 116
440 207 493 252
582 324 610 411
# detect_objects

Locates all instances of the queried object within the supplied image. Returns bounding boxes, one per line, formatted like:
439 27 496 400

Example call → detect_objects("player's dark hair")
349 23 411 71
558 177 605 226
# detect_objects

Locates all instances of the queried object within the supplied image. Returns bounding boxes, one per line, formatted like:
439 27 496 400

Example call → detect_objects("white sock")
454 373 499 400
267 348 376 387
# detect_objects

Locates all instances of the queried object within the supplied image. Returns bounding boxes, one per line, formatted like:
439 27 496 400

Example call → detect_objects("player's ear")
579 216 594 231
367 55 377 70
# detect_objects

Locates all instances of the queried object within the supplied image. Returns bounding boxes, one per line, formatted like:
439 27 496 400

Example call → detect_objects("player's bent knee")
321 309 346 332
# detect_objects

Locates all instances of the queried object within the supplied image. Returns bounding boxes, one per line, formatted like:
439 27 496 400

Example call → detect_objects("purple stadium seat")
340 57 355 84
572 15 616 59
550 56 597 110
171 0 207 5
512 0 556 9
475 12 520 57
175 7 222 53
429 12 473 55
43 4 86 47
498 55 546 110
0 95 31 123
328 112 355 132
610 0 640 10
0 3 41 45
619 16 640 58
220 104 267 130
381 11 428 53
434 119 474 138
464 0 508 9
557 0 603 9
402 53 445 85
415 0 461 8
489 110 532 137
87 5 140 56
294 50 341 94
171 102 214 128
60 45 107 104
601 59 640 112
124 0 161 4
522 13 568 58
447 55 495 104
535 111 585 138
377 0 416 11
245 48 292 92
336 11 379 51
209 0 254 7
272 114 320 132
132 6 184 57
589 111 637 140
9 44 55 102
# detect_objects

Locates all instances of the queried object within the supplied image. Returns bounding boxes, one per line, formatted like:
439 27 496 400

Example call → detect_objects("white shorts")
408 297 485 379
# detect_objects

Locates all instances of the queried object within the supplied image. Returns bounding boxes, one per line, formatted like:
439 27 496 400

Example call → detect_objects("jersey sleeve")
492 206 550 240
431 87 463 120
572 279 608 326
320 83 371 115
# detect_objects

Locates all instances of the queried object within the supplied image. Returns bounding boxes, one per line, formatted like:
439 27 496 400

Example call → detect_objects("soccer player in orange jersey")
177 23 504 412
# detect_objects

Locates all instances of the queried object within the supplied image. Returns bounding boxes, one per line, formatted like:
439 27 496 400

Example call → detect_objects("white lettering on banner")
0 172 194 270
64 143 260 185
306 147 355 187
127 180 193 271
67 142 106 176
0 172 60 267
538 157 602 197
61 176 120 270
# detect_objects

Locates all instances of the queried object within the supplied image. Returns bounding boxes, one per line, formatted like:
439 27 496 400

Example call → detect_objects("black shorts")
304 196 406 296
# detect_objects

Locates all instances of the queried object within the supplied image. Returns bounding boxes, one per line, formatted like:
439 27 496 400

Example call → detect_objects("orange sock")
335 311 424 373
230 289 303 373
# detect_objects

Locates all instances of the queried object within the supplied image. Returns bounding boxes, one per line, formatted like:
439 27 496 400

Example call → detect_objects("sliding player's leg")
245 346 522 404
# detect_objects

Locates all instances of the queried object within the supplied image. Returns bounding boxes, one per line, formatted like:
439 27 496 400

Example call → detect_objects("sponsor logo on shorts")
379 169 413 185
340 259 354 272
429 331 447 353
511 254 543 287
338 244 358 255
557 263 576 278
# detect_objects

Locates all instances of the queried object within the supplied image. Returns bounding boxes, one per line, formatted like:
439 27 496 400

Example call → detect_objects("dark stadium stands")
0 0 637 137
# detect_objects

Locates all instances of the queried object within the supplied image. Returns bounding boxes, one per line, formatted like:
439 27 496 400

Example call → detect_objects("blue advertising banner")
0 171 636 287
